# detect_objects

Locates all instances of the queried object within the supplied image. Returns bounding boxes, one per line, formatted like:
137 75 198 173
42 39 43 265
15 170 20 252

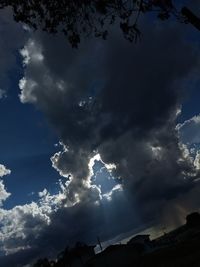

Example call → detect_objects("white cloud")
0 164 11 206
0 173 77 255
0 199 54 255
19 77 38 103
0 164 11 177
20 39 44 66
102 184 123 201
177 114 200 145
0 202 50 255
177 114 200 171
0 180 11 207
194 151 200 170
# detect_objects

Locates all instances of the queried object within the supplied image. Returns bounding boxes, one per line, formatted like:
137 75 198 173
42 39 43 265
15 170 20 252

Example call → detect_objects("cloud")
177 114 200 144
0 164 138 267
0 164 11 177
0 178 72 257
1 10 200 267
19 18 199 206
0 181 11 207
0 203 49 253
0 164 11 207
0 170 65 262
176 114 200 172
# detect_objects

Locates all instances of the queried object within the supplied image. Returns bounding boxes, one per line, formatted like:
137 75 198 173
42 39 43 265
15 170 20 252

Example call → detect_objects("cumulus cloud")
0 181 11 207
0 164 11 207
19 19 199 209
0 164 11 177
177 114 200 145
176 114 200 172
0 190 64 267
1 7 200 266
0 177 72 256
0 164 136 267
0 203 50 253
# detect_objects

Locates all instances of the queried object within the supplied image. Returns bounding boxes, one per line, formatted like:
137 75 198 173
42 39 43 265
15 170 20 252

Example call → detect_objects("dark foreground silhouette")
0 1 200 47
33 212 200 267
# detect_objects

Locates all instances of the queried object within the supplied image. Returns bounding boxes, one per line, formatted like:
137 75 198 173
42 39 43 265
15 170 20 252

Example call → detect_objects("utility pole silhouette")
97 236 103 252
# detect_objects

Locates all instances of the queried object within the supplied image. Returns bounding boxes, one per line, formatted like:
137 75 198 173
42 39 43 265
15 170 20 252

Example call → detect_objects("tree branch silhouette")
0 1 199 47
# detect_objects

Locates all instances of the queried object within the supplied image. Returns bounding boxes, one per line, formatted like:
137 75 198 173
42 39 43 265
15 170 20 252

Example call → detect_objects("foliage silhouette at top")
0 0 200 47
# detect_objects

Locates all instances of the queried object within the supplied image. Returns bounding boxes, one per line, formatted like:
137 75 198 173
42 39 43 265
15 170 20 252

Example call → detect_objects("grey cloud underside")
13 16 200 266
20 21 199 196
0 191 139 267
177 114 200 144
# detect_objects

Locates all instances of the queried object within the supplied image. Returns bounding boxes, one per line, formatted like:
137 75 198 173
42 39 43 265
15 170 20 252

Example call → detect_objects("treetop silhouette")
0 1 199 46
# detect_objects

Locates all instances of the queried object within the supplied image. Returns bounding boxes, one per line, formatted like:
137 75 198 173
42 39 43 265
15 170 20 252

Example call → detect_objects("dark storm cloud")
20 19 199 198
15 13 200 266
37 194 138 249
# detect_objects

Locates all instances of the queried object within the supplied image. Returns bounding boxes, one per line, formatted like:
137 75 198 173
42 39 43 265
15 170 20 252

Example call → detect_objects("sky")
0 1 200 266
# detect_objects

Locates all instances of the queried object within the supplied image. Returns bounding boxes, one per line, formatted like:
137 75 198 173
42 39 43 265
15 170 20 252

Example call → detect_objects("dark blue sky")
0 65 61 209
179 86 200 122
